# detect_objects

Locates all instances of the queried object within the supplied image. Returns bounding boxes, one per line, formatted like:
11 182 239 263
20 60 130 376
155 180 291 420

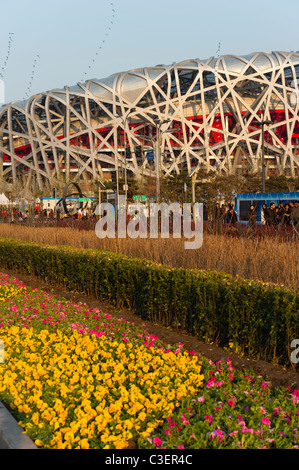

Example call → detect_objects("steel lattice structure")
1 50 299 192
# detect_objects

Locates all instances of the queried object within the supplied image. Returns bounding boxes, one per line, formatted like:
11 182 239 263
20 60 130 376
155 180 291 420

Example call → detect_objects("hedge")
0 238 297 368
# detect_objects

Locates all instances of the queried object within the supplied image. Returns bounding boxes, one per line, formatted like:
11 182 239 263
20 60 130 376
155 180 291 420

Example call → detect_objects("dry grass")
0 223 298 292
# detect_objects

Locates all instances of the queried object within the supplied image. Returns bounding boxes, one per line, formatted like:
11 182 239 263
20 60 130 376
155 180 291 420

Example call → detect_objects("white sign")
95 195 203 250
0 341 4 363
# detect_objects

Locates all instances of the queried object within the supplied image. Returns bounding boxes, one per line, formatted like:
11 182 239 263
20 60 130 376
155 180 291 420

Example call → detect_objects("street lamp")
114 107 136 207
136 117 177 203
252 118 272 193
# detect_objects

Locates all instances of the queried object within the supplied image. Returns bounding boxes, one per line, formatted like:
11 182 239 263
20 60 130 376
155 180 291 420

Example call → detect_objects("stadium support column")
64 91 70 183
7 106 17 188
155 135 161 204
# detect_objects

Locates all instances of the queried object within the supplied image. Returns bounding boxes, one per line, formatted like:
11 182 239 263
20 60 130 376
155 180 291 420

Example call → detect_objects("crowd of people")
44 207 91 220
211 202 238 228
0 209 30 222
210 199 299 230
0 205 96 223
1 200 299 231
261 200 299 227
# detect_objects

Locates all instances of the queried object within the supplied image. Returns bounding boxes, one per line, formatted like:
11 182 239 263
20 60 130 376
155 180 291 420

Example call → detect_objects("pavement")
0 401 37 449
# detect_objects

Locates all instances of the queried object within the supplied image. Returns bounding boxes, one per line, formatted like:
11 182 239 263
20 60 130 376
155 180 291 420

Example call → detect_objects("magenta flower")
261 382 269 389
204 415 213 424
261 417 271 426
181 413 190 425
209 430 224 442
153 437 162 447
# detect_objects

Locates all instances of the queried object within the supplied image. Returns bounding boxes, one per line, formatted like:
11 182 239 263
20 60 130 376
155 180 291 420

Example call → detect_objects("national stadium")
1 50 299 192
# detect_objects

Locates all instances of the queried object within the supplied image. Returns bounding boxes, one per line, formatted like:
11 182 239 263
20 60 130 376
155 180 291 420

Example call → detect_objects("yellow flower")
114 440 128 449
138 411 147 422
79 439 90 449
0 320 204 450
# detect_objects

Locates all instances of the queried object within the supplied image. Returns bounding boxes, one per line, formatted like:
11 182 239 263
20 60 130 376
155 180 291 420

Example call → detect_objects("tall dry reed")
0 223 298 292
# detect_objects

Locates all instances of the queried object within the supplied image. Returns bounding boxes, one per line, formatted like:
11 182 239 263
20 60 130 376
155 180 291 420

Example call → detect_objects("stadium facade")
1 50 299 192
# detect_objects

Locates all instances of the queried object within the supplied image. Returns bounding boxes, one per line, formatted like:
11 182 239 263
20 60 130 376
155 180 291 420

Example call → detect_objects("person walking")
226 207 238 225
267 203 277 226
281 203 292 225
248 204 257 228
212 202 222 232
277 201 285 224
261 203 269 225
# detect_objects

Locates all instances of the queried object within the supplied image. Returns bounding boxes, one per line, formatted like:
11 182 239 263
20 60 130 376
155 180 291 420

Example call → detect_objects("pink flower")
209 430 224 442
181 413 190 425
292 391 299 404
153 437 162 447
228 400 235 407
261 418 271 426
204 415 213 424
261 382 269 389
245 428 254 434
166 418 177 428
198 396 205 403
236 416 246 428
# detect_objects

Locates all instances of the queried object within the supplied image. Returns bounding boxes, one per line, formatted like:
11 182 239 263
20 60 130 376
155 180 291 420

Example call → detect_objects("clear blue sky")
0 0 298 103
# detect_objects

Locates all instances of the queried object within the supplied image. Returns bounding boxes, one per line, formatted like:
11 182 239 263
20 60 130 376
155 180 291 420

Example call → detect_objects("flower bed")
0 274 298 449
0 238 297 368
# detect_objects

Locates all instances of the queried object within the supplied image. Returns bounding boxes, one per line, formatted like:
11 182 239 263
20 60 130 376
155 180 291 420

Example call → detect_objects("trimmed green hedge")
0 238 298 368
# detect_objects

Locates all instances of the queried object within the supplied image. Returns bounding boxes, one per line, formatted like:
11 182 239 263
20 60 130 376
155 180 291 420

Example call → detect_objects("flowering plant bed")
0 274 298 449
0 238 297 368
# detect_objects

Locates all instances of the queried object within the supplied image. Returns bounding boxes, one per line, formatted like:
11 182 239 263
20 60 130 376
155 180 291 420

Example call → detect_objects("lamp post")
252 118 272 193
136 118 176 203
114 108 136 208
154 119 170 204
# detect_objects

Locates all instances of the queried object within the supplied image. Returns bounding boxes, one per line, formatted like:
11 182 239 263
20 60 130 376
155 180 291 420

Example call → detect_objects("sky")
0 0 299 103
